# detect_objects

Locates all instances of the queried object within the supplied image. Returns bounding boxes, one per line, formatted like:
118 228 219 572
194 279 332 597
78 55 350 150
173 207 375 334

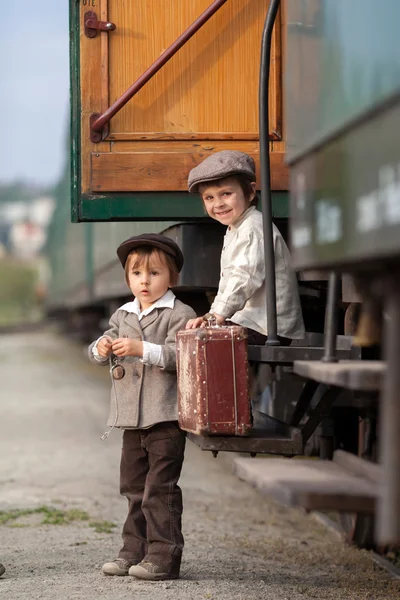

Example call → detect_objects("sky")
1 2 69 187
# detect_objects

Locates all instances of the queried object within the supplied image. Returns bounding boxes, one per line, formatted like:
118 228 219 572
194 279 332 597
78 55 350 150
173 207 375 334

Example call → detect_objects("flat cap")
116 233 184 272
188 150 256 193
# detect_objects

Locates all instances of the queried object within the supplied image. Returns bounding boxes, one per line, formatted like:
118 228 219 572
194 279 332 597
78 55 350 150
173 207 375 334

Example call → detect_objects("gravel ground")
0 330 399 600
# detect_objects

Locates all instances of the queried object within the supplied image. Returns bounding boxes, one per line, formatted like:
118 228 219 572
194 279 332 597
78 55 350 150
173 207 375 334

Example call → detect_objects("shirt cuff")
141 341 165 367
210 299 235 319
92 336 109 362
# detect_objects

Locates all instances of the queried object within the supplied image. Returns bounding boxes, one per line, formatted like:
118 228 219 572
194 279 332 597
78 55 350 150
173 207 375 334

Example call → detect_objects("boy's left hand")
112 338 143 358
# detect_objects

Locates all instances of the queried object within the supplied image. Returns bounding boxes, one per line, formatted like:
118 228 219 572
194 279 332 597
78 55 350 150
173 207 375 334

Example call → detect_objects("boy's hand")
96 336 112 357
185 317 205 330
112 338 143 358
185 314 225 329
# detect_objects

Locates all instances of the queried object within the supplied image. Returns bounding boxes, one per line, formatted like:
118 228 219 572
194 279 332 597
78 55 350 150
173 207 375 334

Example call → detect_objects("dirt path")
0 331 398 600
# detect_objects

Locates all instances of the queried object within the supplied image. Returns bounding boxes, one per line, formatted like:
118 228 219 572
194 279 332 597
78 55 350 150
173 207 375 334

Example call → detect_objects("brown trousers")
118 422 186 575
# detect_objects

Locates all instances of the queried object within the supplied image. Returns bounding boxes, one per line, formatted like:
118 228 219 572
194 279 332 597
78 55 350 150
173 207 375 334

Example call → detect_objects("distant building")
9 220 46 258
30 196 55 228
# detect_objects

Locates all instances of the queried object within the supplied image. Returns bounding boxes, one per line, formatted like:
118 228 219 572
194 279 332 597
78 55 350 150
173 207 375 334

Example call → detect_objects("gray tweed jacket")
88 299 196 429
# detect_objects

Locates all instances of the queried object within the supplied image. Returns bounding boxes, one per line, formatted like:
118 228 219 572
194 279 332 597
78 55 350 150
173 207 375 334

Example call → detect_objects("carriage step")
234 450 380 514
248 344 357 365
294 360 385 391
186 414 302 456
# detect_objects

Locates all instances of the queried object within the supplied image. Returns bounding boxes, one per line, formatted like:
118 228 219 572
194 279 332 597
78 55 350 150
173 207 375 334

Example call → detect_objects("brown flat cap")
188 150 256 193
116 233 184 272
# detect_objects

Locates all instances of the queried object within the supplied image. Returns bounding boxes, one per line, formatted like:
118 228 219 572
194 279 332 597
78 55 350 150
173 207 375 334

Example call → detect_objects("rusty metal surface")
85 17 116 35
300 386 341 444
289 379 319 427
90 113 102 143
187 421 303 456
177 326 251 436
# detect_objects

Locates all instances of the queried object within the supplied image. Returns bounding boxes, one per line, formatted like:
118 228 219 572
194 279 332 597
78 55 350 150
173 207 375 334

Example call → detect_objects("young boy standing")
89 233 196 581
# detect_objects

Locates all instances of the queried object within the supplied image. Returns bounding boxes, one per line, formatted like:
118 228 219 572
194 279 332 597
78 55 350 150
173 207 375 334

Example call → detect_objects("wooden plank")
286 487 376 514
110 140 261 153
294 360 385 391
79 3 110 194
333 450 381 484
107 133 260 141
91 151 288 192
234 457 378 513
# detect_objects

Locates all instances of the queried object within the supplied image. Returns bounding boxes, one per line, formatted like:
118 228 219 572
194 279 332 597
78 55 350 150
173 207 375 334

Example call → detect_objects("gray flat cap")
188 150 256 193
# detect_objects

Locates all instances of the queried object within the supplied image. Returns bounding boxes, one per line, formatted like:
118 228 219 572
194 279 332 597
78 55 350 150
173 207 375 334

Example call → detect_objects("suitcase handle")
204 313 219 328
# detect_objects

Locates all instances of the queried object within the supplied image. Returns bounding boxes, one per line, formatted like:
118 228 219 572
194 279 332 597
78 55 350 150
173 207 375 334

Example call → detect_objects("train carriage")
47 0 400 550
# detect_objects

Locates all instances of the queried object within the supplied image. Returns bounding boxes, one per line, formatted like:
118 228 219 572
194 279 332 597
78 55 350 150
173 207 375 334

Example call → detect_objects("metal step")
186 413 303 456
248 334 360 365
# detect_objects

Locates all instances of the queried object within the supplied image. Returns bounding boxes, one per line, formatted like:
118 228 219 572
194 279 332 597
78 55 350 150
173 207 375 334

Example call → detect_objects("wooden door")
72 0 286 220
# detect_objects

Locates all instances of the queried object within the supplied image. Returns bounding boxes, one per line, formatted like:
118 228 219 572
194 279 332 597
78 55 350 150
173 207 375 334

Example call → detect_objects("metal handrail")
91 0 229 136
259 0 280 345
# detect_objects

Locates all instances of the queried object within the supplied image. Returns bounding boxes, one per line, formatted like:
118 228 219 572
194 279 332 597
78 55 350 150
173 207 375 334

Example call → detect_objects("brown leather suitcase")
176 325 251 436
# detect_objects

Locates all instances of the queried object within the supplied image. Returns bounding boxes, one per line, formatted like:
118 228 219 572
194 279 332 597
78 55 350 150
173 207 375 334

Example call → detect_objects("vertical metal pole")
377 283 400 544
321 272 339 363
259 0 280 346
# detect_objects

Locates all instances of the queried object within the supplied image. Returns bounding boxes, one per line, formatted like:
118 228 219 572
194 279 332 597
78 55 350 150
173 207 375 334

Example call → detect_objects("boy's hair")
124 246 179 287
199 174 258 207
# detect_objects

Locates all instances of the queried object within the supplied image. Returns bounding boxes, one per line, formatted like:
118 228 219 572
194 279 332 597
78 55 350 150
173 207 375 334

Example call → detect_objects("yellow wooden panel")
106 0 280 138
91 151 288 192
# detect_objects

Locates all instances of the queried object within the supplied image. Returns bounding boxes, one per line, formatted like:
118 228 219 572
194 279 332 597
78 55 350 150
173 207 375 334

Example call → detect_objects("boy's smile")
200 178 256 226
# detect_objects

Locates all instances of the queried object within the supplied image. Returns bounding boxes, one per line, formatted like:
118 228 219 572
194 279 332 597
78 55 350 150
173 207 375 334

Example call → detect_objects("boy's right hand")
96 336 113 357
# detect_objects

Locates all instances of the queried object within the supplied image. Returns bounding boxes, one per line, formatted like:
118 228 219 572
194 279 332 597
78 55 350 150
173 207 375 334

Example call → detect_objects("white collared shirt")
210 207 305 339
93 290 176 367
119 288 175 320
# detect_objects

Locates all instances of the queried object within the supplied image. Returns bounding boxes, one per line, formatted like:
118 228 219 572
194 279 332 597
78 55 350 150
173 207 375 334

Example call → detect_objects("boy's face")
200 177 256 226
127 252 171 310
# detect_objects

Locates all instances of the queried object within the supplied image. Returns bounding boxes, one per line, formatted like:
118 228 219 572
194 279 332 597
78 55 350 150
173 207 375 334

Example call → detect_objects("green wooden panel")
69 0 80 224
77 192 289 221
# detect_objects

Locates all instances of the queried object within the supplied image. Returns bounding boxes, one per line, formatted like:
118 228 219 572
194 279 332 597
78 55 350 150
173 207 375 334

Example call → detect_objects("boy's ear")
250 182 257 201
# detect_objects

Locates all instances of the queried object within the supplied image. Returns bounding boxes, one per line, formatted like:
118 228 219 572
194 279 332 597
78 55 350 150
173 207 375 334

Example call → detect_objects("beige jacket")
88 298 196 429
210 207 305 339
